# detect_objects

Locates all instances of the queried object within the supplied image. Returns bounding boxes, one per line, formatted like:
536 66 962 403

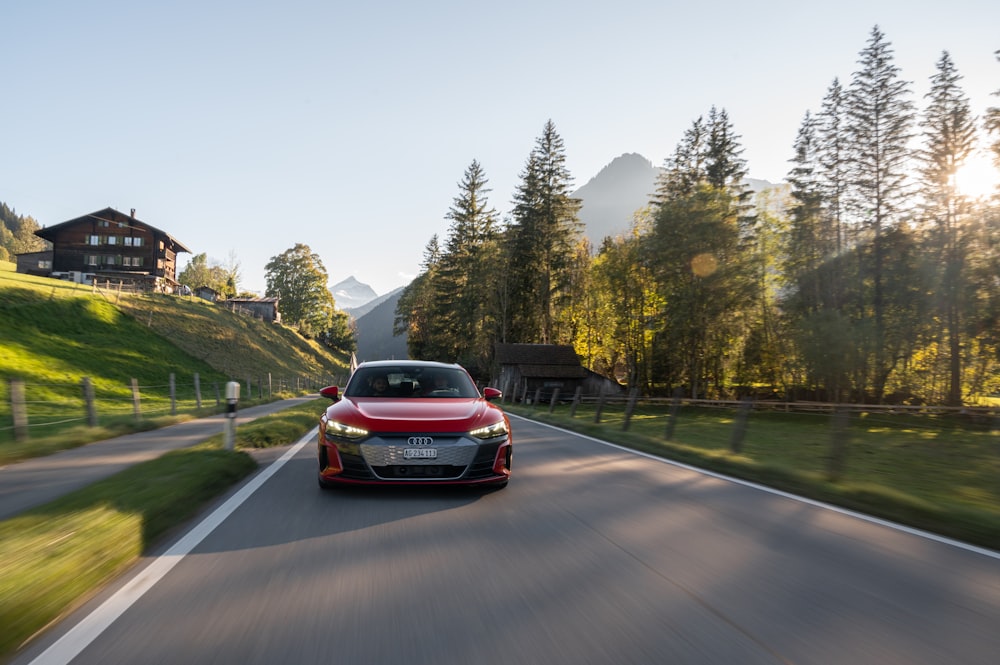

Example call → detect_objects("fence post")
548 388 560 413
532 388 542 411
665 386 683 441
268 373 272 398
169 373 177 415
131 378 141 422
623 388 639 431
194 373 202 409
729 397 753 453
827 406 850 481
9 379 28 443
214 382 221 406
81 376 98 427
570 386 582 418
594 389 607 424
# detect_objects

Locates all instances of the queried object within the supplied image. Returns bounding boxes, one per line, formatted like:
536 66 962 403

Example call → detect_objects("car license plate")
403 448 437 459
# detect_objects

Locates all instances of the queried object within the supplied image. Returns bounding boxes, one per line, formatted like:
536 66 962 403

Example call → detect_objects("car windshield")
345 366 480 398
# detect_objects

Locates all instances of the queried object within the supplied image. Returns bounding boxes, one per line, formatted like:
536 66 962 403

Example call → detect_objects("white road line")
510 413 1000 561
27 428 317 665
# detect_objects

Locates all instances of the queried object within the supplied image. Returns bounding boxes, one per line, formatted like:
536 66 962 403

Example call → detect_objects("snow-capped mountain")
331 275 378 310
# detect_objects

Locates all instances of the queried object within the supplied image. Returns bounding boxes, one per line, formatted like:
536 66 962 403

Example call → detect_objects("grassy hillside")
0 261 349 459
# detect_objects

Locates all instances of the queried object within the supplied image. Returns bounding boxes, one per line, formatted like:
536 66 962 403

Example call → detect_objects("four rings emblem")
407 436 434 446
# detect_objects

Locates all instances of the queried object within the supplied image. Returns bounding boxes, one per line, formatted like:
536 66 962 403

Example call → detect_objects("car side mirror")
320 385 340 402
483 387 502 402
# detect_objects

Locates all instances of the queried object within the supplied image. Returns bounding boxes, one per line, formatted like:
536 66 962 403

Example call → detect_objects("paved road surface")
11 415 1000 665
0 396 319 521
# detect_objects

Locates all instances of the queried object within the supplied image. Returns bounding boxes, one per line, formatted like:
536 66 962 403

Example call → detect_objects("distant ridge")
572 153 659 245
572 153 782 245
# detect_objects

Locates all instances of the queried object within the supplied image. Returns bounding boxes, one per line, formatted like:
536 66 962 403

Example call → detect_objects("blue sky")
4 0 999 297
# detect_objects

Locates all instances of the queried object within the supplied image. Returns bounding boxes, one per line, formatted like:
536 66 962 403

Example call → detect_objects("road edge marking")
27 428 318 665
509 413 1000 561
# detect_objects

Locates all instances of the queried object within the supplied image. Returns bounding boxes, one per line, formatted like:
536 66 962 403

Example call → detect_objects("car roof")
355 360 462 371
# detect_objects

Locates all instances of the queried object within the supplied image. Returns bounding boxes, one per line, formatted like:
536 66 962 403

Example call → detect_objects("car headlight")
469 420 508 439
325 420 369 440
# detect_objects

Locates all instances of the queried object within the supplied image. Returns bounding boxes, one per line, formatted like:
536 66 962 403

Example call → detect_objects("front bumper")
319 432 511 486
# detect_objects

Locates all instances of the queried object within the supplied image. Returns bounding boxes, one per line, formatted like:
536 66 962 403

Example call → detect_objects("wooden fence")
1 373 345 443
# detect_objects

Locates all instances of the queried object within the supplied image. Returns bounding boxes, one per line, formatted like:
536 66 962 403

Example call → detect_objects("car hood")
327 398 503 433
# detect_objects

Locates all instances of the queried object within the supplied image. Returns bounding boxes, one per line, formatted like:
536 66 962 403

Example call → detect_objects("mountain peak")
331 276 378 310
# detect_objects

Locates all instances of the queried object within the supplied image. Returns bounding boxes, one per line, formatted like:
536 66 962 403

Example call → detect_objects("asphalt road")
13 415 1000 665
0 397 319 521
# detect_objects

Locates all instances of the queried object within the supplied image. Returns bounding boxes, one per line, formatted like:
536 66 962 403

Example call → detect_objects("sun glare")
954 151 999 199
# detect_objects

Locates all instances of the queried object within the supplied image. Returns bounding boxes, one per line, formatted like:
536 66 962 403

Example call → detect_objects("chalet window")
88 235 100 245
98 220 109 227
38 260 51 269
106 236 118 245
85 255 98 266
124 237 144 247
133 257 144 267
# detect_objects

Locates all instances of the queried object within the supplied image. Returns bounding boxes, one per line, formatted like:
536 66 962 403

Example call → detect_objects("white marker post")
224 381 240 450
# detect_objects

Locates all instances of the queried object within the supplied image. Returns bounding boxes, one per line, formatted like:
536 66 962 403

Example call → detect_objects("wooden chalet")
23 207 191 292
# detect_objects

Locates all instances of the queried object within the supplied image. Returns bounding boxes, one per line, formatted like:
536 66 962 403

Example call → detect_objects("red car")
317 360 512 489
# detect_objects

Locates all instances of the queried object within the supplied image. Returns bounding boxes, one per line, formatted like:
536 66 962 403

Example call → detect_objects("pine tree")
431 161 501 373
845 25 916 401
395 235 442 360
650 108 758 397
503 120 582 344
918 51 979 405
985 50 1000 179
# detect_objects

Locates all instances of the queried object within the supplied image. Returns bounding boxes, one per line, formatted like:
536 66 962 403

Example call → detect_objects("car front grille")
360 437 476 467
338 451 375 480
464 441 502 479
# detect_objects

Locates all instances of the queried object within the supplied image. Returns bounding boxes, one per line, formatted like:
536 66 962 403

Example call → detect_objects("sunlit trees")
394 236 442 361
177 251 241 299
264 243 337 339
0 203 44 261
917 51 979 405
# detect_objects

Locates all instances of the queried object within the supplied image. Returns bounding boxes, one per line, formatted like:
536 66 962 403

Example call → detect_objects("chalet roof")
35 207 192 254
224 297 279 304
494 343 587 378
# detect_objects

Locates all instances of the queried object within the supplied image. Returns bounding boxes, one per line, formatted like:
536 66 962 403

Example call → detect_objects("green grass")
507 401 1000 551
0 262 348 459
0 398 325 660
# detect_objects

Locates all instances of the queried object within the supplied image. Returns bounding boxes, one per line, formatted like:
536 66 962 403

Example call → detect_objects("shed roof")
495 343 587 378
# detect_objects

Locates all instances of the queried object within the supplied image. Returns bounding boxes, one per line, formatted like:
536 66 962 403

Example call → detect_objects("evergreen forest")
395 27 1000 406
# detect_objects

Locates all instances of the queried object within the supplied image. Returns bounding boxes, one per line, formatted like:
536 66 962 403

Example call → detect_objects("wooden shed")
494 343 588 402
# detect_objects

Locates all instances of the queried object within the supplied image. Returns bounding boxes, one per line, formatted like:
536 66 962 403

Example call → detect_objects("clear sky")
4 0 999 297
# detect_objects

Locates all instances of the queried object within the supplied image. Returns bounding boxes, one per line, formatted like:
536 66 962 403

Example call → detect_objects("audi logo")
407 436 434 445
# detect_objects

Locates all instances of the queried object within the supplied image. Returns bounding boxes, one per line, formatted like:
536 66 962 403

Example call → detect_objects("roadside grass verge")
0 398 325 661
0 265 348 460
506 402 1000 552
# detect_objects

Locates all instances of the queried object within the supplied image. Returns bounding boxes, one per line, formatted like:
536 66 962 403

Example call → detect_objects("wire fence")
1 372 346 444
507 385 1000 490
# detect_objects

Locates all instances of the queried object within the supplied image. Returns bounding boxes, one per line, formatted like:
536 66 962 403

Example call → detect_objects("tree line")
394 26 1000 406
0 203 45 262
